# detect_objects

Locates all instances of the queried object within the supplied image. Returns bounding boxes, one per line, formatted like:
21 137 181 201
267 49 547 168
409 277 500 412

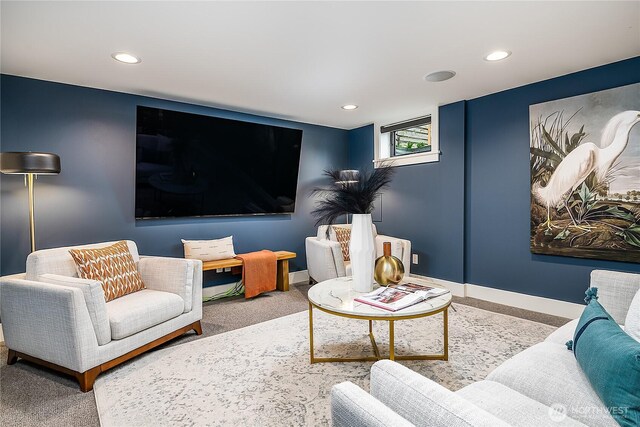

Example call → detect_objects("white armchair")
305 224 411 283
0 240 203 392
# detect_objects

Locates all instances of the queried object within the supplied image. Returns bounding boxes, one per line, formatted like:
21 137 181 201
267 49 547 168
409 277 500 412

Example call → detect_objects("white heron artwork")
530 83 640 263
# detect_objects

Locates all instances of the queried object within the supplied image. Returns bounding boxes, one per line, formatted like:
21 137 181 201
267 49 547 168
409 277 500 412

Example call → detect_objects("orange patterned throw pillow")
69 241 145 302
332 226 351 261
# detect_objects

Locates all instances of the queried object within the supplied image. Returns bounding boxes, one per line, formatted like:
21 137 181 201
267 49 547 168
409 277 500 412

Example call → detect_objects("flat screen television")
135 106 303 219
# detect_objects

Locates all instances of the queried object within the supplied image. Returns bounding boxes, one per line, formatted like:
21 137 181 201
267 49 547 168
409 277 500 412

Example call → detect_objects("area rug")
94 304 557 426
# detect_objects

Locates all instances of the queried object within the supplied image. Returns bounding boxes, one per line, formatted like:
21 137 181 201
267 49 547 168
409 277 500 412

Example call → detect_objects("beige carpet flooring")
94 304 558 426
0 282 569 427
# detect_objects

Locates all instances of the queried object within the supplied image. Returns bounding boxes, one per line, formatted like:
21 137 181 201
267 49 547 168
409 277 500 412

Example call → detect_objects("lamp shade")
0 152 61 175
335 169 359 185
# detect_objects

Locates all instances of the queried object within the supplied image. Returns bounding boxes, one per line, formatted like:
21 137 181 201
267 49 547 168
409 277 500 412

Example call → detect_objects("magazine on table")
355 282 450 312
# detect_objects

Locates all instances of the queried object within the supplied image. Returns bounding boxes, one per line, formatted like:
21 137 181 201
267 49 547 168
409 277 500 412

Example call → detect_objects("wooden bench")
201 251 296 291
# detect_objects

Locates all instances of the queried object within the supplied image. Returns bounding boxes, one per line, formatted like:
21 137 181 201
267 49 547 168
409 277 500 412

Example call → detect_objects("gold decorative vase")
374 242 405 286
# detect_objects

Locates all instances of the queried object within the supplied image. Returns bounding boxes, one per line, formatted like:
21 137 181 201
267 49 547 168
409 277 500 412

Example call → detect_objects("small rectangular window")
375 112 439 167
391 123 431 156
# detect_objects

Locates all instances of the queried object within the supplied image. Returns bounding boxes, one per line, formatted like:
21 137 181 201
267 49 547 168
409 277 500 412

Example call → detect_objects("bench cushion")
106 289 184 340
181 236 236 262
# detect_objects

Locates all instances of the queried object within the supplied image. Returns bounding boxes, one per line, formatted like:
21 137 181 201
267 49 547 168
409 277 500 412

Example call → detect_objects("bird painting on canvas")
530 83 640 263
533 110 640 229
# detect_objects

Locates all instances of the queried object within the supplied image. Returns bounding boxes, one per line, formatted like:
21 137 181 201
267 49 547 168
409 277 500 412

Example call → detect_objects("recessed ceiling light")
111 52 141 64
484 50 511 61
424 70 456 82
341 104 358 110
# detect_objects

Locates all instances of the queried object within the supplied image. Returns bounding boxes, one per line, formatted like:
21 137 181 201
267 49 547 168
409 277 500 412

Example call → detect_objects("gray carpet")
0 282 569 427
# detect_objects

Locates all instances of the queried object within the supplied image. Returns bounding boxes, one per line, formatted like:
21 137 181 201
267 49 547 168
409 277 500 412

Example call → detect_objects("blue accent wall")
348 102 467 283
3 57 639 302
465 57 640 303
347 124 374 171
348 58 640 304
0 75 349 284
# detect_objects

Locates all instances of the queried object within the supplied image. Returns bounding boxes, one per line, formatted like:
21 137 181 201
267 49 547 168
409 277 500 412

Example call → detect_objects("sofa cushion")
625 288 640 342
106 289 184 340
316 223 378 240
569 297 640 427
546 318 631 346
332 226 351 261
26 240 140 280
138 257 196 313
486 341 618 427
69 241 145 302
590 270 640 325
181 236 236 262
545 319 579 346
457 380 587 426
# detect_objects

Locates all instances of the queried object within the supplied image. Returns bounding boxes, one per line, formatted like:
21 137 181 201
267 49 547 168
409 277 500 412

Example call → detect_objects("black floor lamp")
0 152 61 252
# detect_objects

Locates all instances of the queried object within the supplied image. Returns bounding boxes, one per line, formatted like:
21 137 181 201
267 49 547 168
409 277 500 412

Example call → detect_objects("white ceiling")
1 1 639 129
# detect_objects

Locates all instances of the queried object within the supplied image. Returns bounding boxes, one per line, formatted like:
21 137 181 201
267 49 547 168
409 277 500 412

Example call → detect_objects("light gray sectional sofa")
331 270 640 427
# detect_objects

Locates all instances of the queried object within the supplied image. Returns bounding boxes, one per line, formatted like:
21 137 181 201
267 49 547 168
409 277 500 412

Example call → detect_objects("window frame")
387 118 432 158
374 109 439 168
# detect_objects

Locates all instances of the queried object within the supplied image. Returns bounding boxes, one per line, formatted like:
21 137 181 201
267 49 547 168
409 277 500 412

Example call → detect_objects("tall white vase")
349 213 375 293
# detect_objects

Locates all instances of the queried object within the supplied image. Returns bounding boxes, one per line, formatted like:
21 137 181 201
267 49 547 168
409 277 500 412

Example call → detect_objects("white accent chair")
305 224 411 283
0 240 203 392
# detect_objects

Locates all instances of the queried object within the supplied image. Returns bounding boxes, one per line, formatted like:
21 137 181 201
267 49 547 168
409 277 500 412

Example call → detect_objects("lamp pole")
0 152 61 253
27 173 36 252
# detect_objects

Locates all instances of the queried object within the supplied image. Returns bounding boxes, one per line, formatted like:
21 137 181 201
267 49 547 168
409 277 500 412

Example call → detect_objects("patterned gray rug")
94 304 556 426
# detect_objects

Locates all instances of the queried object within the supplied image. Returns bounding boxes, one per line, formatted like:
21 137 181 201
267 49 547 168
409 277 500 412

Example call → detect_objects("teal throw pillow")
566 287 640 427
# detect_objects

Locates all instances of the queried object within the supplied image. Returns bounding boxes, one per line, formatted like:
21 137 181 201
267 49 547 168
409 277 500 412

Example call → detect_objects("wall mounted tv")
135 106 303 219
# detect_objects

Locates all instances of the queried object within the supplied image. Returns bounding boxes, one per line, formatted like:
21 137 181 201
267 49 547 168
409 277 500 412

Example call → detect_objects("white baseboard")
203 270 310 299
204 270 582 319
409 274 583 319
409 273 466 297
464 283 584 319
290 269 309 284
0 323 3 344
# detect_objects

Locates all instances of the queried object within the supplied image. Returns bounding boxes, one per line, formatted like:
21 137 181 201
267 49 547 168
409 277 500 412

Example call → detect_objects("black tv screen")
135 106 303 219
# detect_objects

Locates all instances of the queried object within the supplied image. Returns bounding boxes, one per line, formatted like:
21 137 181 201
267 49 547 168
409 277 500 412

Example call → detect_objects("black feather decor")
310 165 395 228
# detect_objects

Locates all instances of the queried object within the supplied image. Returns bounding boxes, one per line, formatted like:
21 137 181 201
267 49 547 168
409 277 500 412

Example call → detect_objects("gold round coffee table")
307 276 451 363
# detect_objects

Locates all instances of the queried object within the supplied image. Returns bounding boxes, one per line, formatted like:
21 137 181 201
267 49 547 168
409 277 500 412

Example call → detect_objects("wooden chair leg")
77 366 102 392
193 320 203 336
7 349 18 365
6 321 204 393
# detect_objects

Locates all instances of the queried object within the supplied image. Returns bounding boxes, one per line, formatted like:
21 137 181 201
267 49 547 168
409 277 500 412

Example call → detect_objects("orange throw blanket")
235 250 277 299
